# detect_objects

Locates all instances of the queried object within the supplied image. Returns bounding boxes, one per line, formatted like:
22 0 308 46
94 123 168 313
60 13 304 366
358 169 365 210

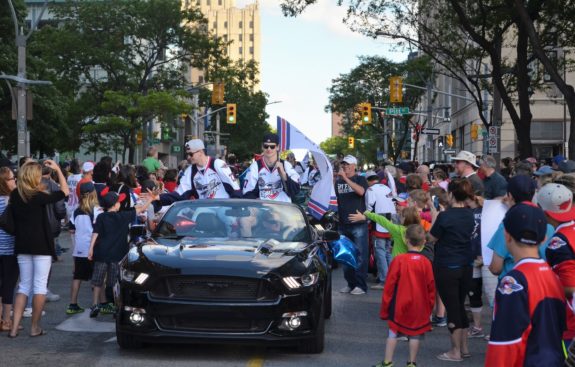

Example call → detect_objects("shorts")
73 257 94 281
388 328 425 340
91 261 120 288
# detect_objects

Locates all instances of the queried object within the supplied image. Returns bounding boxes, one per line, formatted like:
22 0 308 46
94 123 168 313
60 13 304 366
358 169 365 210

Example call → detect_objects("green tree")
36 0 225 162
320 136 353 156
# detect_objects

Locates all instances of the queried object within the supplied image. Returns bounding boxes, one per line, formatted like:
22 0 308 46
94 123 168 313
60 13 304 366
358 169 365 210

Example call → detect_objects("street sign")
171 145 181 153
488 126 499 136
443 149 456 154
421 128 440 135
488 136 498 153
385 107 410 115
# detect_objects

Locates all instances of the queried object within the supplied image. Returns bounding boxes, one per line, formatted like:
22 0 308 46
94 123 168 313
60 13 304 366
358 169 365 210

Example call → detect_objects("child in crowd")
87 187 156 318
67 182 104 315
408 189 432 228
374 224 435 367
485 203 566 366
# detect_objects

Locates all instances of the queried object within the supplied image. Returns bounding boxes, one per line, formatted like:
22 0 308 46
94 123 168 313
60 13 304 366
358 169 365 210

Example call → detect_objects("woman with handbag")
8 160 69 338
0 167 18 331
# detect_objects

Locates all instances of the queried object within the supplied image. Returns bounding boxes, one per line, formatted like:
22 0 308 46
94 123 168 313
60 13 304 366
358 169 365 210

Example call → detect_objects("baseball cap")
82 161 94 172
397 161 414 174
262 133 279 144
365 170 378 180
342 155 358 165
525 157 537 164
100 187 126 209
537 183 575 222
553 154 566 165
533 165 554 177
453 150 479 168
558 160 575 174
79 181 95 195
507 174 536 203
503 203 547 246
185 139 205 152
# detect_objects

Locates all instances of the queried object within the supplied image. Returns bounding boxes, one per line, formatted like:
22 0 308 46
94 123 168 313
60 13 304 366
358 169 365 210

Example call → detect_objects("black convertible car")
115 199 337 353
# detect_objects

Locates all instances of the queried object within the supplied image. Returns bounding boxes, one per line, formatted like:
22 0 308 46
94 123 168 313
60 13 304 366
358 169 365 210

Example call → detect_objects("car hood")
128 237 310 278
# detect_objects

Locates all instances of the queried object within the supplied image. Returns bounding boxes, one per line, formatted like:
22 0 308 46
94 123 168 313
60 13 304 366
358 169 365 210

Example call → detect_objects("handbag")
0 198 15 235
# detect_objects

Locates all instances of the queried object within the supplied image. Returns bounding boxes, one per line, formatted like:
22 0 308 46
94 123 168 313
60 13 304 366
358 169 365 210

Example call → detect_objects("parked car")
115 199 337 353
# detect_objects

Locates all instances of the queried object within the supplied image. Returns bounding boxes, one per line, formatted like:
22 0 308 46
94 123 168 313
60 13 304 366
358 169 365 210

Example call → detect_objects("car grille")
150 276 276 302
156 316 271 333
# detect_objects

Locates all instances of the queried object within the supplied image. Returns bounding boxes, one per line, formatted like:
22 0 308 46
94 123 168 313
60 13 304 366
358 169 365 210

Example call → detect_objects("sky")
236 0 408 145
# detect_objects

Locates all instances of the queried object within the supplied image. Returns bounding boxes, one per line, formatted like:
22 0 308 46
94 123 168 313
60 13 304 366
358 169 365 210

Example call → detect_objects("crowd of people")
2 138 575 366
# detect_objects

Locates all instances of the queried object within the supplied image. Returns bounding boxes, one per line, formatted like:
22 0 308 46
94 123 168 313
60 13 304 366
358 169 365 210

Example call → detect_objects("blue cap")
503 203 547 246
507 175 536 202
533 165 555 176
553 155 566 165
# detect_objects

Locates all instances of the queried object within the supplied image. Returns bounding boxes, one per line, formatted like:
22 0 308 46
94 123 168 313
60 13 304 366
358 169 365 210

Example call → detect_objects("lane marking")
55 310 115 333
246 355 265 367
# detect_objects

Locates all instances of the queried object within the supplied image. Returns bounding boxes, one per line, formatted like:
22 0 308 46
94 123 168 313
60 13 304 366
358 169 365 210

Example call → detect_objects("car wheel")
298 305 325 354
324 278 332 319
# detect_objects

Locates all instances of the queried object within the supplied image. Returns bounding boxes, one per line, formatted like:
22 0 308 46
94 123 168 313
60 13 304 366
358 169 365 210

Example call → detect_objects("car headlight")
282 272 320 289
121 269 149 285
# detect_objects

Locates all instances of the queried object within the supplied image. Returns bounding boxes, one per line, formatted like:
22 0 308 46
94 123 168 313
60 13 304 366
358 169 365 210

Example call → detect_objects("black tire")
324 278 332 319
298 305 325 354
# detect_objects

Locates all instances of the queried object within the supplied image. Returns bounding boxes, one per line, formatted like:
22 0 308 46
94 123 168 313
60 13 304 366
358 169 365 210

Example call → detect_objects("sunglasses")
186 151 200 157
263 144 277 150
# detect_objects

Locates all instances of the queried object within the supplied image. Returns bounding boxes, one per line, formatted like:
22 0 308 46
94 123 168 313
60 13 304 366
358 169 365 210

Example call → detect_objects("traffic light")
226 103 236 124
446 134 453 147
348 137 355 149
360 102 372 124
389 76 403 103
471 124 479 141
211 82 225 105
136 130 143 145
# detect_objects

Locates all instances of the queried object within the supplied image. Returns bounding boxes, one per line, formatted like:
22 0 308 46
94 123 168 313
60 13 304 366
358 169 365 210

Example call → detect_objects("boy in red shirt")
374 224 435 367
485 203 566 367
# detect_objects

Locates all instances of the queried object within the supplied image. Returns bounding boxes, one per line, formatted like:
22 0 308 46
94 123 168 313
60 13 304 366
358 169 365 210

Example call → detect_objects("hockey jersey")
485 258 566 367
176 157 240 199
380 251 435 336
243 158 300 203
545 220 575 340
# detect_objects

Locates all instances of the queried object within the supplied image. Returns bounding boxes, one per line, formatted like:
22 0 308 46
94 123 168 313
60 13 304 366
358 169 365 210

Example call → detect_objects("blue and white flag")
277 116 337 219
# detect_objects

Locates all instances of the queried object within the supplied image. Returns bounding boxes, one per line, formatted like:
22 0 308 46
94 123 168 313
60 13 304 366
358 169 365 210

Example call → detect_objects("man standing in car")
336 155 369 295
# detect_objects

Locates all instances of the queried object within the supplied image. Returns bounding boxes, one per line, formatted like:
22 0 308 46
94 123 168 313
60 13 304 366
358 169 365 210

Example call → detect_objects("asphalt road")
0 232 489 366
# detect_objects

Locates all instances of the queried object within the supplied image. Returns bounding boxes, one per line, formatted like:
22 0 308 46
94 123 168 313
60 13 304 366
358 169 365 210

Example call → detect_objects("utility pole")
426 80 433 162
215 111 221 158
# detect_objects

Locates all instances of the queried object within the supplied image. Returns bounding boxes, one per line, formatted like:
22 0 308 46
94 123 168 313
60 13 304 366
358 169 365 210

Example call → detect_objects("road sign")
421 128 440 135
488 126 499 136
488 136 498 153
385 107 410 115
443 149 456 154
171 145 181 153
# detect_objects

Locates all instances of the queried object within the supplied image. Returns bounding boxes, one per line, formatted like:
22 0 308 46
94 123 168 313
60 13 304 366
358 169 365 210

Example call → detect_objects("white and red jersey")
243 158 300 203
177 157 239 199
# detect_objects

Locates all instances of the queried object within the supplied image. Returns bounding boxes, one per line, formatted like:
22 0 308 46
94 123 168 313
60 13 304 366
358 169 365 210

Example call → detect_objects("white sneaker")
339 286 352 293
370 283 385 290
46 290 61 302
350 287 366 295
22 308 46 318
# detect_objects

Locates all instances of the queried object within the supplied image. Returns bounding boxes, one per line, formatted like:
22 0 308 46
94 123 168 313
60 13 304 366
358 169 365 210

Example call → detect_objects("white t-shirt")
365 183 396 233
66 174 83 215
71 206 102 258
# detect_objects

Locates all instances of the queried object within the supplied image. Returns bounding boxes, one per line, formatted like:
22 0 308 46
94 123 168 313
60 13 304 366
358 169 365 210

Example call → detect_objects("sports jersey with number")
485 258 566 367
243 158 300 203
176 157 240 199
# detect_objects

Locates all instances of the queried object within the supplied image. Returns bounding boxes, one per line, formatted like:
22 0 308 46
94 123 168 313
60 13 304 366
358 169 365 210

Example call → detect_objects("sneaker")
406 363 417 367
372 362 393 367
350 287 366 295
370 283 385 290
46 290 61 302
431 315 447 327
89 304 100 318
99 303 116 315
66 304 84 315
339 286 352 293
397 336 409 341
22 308 45 318
468 326 485 338
484 335 490 341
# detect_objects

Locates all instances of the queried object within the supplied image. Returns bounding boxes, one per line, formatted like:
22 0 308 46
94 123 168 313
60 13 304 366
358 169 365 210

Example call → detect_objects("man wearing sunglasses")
174 139 240 199
243 133 300 203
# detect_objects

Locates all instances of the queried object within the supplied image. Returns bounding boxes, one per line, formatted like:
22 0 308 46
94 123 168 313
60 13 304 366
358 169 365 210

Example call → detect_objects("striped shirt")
0 196 15 255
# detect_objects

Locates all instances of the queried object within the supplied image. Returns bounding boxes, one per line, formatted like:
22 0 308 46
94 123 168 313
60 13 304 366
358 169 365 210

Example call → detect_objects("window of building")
198 75 204 83
213 21 217 28
224 21 227 28
249 47 254 54
249 34 254 42
196 0 200 5
239 47 243 54
250 21 254 28
239 34 243 41
218 0 222 5
239 21 243 28
223 35 227 42
206 0 211 5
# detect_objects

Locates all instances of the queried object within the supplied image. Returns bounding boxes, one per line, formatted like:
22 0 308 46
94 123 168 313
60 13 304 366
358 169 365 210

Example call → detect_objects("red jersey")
545 221 575 340
380 251 435 336
485 258 566 367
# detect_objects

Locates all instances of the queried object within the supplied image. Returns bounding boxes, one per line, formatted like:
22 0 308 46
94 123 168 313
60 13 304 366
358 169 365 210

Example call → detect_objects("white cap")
185 139 205 152
453 150 478 168
82 162 94 172
365 170 378 179
342 155 358 165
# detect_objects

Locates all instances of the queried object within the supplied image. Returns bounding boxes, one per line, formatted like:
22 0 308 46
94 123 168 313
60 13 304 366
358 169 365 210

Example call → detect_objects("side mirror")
322 230 340 242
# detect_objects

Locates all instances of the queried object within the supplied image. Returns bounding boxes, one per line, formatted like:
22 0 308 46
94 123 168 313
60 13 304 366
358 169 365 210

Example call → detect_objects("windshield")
156 201 311 243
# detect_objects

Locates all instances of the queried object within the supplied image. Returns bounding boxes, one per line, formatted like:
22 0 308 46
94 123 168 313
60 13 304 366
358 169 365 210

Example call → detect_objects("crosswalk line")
55 310 115 333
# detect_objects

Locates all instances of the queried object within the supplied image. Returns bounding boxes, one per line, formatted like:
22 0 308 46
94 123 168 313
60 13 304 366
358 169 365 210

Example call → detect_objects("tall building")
186 0 260 86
